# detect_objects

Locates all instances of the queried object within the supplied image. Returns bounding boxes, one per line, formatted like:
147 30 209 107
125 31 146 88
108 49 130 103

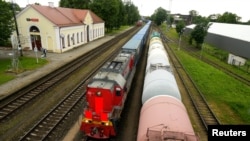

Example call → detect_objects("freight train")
80 21 151 139
137 31 199 141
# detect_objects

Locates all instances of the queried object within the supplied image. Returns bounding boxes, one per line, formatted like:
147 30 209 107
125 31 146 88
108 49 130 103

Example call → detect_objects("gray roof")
208 23 250 42
185 23 250 59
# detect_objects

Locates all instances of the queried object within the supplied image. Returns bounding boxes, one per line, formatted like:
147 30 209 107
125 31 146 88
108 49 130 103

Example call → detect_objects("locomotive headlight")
101 121 110 126
96 91 101 96
84 119 92 123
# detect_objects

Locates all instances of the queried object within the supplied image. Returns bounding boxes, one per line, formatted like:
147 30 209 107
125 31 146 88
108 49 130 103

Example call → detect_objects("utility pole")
11 0 23 56
10 35 21 73
167 0 172 29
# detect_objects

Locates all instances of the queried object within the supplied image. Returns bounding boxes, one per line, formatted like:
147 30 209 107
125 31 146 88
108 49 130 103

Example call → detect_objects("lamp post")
167 0 172 29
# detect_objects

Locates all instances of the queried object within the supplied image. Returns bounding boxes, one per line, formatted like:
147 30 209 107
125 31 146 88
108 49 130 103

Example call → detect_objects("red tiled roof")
30 5 104 27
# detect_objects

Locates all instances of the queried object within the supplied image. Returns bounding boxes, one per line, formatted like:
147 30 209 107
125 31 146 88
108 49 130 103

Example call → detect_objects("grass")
106 25 132 35
161 24 250 124
0 59 16 84
0 57 48 85
176 51 250 123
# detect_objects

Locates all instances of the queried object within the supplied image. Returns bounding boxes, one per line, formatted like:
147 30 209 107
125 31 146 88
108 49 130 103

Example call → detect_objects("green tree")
153 7 167 26
128 4 140 25
123 2 140 25
189 23 212 48
175 20 185 36
217 12 240 24
60 0 91 9
192 15 209 24
115 0 126 29
89 0 119 31
59 0 140 30
0 1 16 46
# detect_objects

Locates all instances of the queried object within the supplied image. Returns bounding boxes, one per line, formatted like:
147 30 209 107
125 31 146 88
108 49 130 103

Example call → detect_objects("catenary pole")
11 0 23 56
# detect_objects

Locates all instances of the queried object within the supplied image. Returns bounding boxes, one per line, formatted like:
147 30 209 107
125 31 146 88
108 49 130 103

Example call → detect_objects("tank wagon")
80 21 151 140
137 31 199 141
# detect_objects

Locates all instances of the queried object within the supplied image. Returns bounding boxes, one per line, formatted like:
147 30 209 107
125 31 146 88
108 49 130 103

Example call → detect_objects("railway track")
0 27 140 141
160 30 220 134
19 84 86 140
0 27 136 122
172 37 250 87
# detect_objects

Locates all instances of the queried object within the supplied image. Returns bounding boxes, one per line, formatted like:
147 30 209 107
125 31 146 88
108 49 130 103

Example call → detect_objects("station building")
16 2 105 53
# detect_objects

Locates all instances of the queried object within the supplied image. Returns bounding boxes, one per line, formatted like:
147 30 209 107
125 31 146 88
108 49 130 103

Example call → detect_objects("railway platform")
0 28 132 100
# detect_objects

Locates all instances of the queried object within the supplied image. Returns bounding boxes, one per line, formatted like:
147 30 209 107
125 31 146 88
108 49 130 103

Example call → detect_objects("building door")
30 26 42 51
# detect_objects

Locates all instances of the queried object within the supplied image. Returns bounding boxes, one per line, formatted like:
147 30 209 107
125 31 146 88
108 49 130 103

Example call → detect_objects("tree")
60 0 91 9
217 12 240 24
0 1 16 46
192 15 209 24
189 23 212 48
175 20 185 36
90 0 122 31
153 7 167 26
115 0 126 29
123 2 140 26
59 0 140 31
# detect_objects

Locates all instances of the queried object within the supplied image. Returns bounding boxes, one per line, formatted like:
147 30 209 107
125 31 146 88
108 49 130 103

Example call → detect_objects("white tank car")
146 46 170 73
142 69 181 104
149 37 163 47
142 35 180 104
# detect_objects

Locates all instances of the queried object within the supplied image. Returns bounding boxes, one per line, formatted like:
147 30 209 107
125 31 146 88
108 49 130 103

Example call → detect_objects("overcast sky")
10 0 250 22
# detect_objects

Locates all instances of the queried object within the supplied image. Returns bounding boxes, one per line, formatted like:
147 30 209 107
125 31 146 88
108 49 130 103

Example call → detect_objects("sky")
9 0 250 22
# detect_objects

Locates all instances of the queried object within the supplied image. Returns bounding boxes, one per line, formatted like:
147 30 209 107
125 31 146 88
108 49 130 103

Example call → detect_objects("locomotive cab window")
115 88 121 96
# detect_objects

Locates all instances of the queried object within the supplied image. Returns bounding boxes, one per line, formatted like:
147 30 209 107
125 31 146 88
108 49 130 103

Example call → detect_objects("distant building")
184 22 250 65
171 14 192 27
15 2 105 53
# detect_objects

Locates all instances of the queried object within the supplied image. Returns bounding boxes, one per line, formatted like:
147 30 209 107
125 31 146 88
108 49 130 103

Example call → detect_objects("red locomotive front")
80 52 135 139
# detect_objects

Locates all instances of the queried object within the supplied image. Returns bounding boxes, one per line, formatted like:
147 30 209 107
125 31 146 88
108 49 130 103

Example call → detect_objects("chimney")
48 2 54 8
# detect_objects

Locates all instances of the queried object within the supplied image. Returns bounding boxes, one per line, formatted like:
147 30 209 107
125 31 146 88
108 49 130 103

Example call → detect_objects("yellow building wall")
59 25 87 53
16 7 56 52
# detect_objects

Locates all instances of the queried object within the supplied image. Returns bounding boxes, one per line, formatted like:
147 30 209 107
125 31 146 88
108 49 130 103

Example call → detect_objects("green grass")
176 51 250 124
0 57 48 85
106 25 132 35
0 59 15 84
162 25 250 124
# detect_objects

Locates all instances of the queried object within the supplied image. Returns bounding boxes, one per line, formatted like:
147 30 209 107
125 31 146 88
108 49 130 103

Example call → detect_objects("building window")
81 32 83 42
62 37 65 48
67 34 70 47
77 32 79 43
72 33 75 45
